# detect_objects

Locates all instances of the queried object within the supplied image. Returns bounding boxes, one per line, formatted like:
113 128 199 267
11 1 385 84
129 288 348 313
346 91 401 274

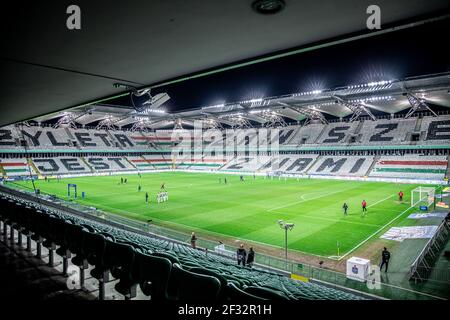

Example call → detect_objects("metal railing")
409 218 450 282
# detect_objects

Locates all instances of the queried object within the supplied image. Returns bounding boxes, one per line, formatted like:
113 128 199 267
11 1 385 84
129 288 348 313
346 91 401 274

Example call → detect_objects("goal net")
411 187 435 208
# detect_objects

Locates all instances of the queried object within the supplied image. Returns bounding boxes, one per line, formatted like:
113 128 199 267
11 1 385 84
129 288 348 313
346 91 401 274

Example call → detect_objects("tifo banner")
408 212 449 219
380 226 438 242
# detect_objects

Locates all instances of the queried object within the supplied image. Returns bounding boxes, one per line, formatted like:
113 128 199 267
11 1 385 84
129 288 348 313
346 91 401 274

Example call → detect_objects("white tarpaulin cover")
380 226 438 242
408 212 448 219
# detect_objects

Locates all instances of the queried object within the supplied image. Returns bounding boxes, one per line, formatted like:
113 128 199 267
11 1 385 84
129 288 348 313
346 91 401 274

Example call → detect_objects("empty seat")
168 263 221 302
133 251 172 301
105 241 137 299
226 282 268 302
243 285 290 301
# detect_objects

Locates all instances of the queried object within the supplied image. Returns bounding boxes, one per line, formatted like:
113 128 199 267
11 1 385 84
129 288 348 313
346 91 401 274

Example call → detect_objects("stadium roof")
31 72 450 129
1 0 449 127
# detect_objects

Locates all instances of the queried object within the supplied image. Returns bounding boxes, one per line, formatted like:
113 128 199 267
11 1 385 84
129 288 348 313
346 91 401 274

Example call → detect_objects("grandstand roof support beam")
278 102 328 124
201 116 224 130
334 96 376 122
173 119 184 130
262 113 288 128
96 115 129 130
404 93 437 119
54 113 78 129
229 117 252 129
130 120 151 132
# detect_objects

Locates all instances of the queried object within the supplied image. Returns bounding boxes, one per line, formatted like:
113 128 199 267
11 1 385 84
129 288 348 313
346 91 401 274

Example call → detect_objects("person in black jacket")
247 247 255 268
380 247 391 272
236 244 247 266
343 202 348 215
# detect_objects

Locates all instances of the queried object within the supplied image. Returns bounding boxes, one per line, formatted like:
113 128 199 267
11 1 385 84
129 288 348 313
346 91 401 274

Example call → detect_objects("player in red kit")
362 200 367 213
398 191 404 202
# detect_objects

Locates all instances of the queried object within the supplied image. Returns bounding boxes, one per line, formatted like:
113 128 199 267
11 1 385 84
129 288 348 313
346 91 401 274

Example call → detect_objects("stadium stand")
221 155 272 172
126 131 156 150
70 128 119 149
357 118 417 145
0 158 35 178
316 122 359 145
16 126 75 149
259 154 318 174
0 192 366 300
32 157 91 175
285 123 325 145
85 157 135 173
175 155 230 171
2 116 450 153
126 156 152 171
0 116 449 183
421 115 450 145
142 154 173 169
153 130 177 149
277 126 300 145
308 156 375 177
369 155 448 180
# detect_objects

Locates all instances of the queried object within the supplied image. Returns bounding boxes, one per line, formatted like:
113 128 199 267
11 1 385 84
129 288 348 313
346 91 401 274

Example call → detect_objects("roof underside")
32 72 450 129
1 0 449 127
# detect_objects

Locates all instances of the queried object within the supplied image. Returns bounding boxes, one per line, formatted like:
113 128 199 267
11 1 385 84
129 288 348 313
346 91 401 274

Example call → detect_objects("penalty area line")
267 185 357 212
367 194 395 208
338 205 414 261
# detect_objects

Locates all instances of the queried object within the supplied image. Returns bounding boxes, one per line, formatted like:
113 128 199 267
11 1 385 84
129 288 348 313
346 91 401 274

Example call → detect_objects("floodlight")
285 223 295 230
133 88 152 97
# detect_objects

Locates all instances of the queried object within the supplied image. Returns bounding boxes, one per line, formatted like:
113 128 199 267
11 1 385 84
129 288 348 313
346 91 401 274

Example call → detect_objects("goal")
411 187 435 208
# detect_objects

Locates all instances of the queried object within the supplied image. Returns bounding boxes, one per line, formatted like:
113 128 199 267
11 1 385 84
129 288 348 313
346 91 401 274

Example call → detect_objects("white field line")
76 181 215 199
268 212 383 228
367 194 395 208
68 176 408 262
338 205 414 261
266 186 357 212
94 203 333 259
300 192 323 200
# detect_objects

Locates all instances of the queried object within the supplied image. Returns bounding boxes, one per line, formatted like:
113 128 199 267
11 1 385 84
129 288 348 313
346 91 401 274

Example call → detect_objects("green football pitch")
14 172 425 257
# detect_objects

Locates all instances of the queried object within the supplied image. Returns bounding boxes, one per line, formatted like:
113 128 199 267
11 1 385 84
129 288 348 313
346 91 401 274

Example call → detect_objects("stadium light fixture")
347 80 393 90
133 88 152 97
278 220 295 267
291 89 323 97
141 108 166 114
202 103 225 111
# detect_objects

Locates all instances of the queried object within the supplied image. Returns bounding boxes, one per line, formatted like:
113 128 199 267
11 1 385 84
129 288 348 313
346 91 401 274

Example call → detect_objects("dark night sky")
110 18 449 113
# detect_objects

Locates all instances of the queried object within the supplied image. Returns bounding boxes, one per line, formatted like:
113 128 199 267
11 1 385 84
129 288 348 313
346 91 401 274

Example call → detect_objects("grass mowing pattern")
15 172 423 257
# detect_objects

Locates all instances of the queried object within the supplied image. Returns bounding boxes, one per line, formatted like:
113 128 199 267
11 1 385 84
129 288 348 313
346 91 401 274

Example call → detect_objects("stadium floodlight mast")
277 220 295 268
